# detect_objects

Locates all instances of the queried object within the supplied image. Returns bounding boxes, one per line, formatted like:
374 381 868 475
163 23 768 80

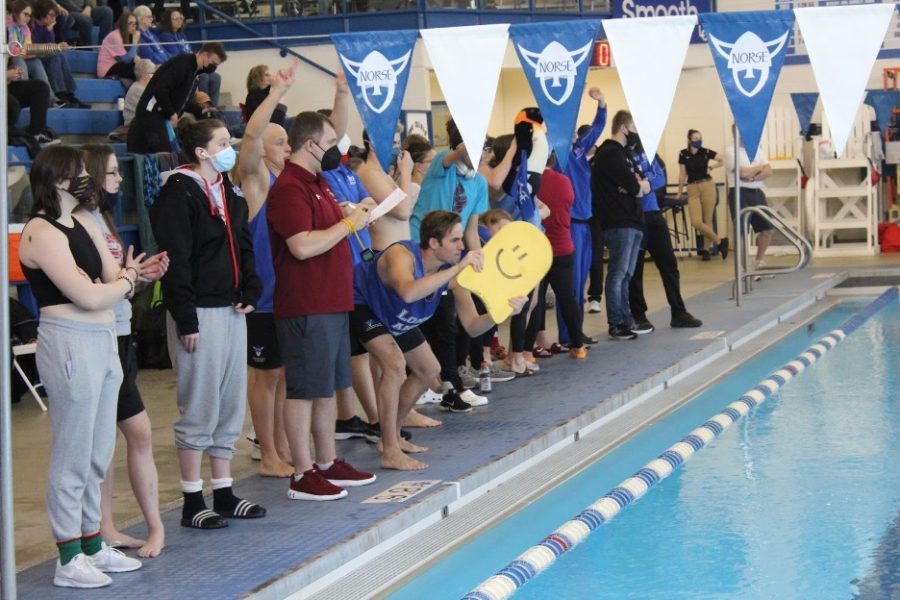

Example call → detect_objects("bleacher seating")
15 108 123 135
64 50 101 75
75 78 127 103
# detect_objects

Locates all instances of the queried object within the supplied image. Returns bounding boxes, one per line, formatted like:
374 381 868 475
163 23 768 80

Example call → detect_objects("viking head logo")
339 49 412 114
517 40 592 106
709 30 789 98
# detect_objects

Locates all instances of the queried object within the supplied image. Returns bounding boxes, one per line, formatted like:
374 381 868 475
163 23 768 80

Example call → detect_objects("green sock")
81 532 103 556
57 539 82 565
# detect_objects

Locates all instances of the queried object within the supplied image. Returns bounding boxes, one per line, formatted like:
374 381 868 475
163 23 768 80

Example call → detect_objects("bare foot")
259 458 294 478
100 530 144 550
381 451 428 471
137 529 165 558
277 447 293 465
403 409 442 428
400 439 428 453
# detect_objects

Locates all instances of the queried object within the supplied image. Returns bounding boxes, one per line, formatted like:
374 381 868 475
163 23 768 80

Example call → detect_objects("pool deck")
14 265 900 599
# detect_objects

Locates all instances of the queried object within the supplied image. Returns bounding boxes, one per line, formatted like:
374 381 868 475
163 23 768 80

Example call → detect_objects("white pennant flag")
421 24 509 170
795 3 894 157
603 15 696 161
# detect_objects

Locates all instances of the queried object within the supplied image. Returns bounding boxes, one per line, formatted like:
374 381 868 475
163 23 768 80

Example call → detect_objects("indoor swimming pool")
389 292 900 600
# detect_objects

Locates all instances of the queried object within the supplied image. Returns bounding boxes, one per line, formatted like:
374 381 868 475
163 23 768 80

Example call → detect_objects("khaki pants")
687 179 720 247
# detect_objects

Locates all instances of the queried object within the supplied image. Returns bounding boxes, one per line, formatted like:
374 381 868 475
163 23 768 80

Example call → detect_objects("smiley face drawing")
457 221 552 323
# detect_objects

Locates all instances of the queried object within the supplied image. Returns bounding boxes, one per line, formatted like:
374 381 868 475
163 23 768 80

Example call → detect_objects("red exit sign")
592 40 611 68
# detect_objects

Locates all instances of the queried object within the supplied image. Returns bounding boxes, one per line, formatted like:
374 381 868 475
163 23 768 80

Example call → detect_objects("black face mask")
66 175 96 205
315 142 342 172
101 191 119 212
625 131 641 149
198 64 217 75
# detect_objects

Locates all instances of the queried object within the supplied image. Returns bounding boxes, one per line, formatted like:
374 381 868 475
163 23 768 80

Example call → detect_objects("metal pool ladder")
734 204 814 297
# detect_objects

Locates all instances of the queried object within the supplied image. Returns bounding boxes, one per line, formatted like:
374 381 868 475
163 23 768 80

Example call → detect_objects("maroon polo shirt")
266 161 353 318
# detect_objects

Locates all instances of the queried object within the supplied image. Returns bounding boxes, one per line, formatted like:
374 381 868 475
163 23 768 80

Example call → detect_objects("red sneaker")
317 458 377 487
287 469 347 501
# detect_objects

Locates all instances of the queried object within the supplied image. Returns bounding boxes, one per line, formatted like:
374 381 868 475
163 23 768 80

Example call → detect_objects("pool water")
389 299 900 600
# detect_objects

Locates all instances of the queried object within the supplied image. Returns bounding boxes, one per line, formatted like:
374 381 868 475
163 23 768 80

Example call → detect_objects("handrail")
739 204 813 290
191 0 336 77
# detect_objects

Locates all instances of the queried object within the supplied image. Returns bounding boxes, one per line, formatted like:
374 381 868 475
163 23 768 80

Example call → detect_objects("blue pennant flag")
510 20 600 172
865 90 900 133
699 11 795 161
790 92 818 137
331 30 418 172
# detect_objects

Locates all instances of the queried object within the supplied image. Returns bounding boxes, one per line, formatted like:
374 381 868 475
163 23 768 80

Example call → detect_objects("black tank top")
21 215 104 308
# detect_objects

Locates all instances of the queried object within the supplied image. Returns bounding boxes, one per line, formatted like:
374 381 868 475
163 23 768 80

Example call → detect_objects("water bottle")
117 97 125 111
478 363 492 394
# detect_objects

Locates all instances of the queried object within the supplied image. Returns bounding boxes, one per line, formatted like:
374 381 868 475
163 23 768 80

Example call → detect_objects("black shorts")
116 334 145 422
349 304 426 356
246 312 282 370
728 188 775 233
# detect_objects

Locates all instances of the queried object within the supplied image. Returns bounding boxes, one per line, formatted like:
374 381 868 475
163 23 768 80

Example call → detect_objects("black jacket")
591 138 643 231
136 53 198 120
150 171 261 336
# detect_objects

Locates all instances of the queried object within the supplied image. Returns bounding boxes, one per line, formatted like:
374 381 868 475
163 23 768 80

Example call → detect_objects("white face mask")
456 162 475 180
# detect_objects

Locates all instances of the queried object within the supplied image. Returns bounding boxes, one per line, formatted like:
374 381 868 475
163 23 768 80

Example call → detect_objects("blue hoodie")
631 149 667 213
561 104 607 221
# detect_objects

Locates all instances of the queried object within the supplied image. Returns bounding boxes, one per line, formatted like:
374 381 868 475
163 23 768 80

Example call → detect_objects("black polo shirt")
678 147 717 183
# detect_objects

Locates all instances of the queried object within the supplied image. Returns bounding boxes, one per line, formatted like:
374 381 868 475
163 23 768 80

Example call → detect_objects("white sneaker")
89 543 142 573
246 429 261 461
417 388 443 405
588 300 602 314
54 554 112 588
459 389 488 407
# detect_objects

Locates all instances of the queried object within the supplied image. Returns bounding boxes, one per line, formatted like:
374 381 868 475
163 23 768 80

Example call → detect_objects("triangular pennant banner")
332 30 419 172
421 24 509 170
790 92 819 137
699 11 794 162
509 20 600 172
603 15 696 162
865 90 900 133
795 3 895 157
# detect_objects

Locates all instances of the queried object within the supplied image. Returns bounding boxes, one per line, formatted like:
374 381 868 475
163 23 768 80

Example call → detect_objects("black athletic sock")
182 490 207 519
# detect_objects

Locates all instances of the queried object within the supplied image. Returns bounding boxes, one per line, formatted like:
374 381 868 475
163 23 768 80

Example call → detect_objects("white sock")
210 477 233 490
317 461 334 471
181 479 203 494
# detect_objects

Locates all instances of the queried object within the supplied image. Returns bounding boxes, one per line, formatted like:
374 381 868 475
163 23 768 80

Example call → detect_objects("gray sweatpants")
37 316 121 541
166 307 247 460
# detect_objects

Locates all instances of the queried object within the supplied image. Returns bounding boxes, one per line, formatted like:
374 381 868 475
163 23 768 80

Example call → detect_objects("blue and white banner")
332 30 418 172
510 21 600 172
612 0 711 43
604 15 696 162
700 11 794 162
795 3 895 157
865 90 900 134
790 92 818 137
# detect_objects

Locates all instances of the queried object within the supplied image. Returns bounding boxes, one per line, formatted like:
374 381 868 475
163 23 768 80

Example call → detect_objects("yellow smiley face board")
457 221 552 323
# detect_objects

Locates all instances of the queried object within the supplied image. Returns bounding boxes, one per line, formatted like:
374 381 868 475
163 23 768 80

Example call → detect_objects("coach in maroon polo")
266 111 377 501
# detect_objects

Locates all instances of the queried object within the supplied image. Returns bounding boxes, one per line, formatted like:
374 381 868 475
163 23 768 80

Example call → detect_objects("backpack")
132 282 172 369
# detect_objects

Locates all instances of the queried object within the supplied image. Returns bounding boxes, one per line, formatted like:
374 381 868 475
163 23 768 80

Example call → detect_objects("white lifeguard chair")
811 104 878 257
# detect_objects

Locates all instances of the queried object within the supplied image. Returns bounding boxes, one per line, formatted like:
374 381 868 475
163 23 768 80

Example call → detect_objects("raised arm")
329 69 351 140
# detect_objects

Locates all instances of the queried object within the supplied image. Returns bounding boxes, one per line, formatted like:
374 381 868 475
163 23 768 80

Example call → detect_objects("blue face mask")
692 140 703 149
210 145 236 173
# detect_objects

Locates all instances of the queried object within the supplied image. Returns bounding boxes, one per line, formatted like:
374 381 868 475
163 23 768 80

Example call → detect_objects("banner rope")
462 287 898 600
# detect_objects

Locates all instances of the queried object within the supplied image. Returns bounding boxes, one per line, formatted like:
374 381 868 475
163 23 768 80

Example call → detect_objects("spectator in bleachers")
18 145 146 588
126 41 226 154
150 118 266 529
30 0 91 108
122 57 155 126
56 0 113 47
243 64 286 126
97 10 139 81
132 6 167 65
78 143 169 559
6 61 56 144
8 0 59 106
156 10 221 106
